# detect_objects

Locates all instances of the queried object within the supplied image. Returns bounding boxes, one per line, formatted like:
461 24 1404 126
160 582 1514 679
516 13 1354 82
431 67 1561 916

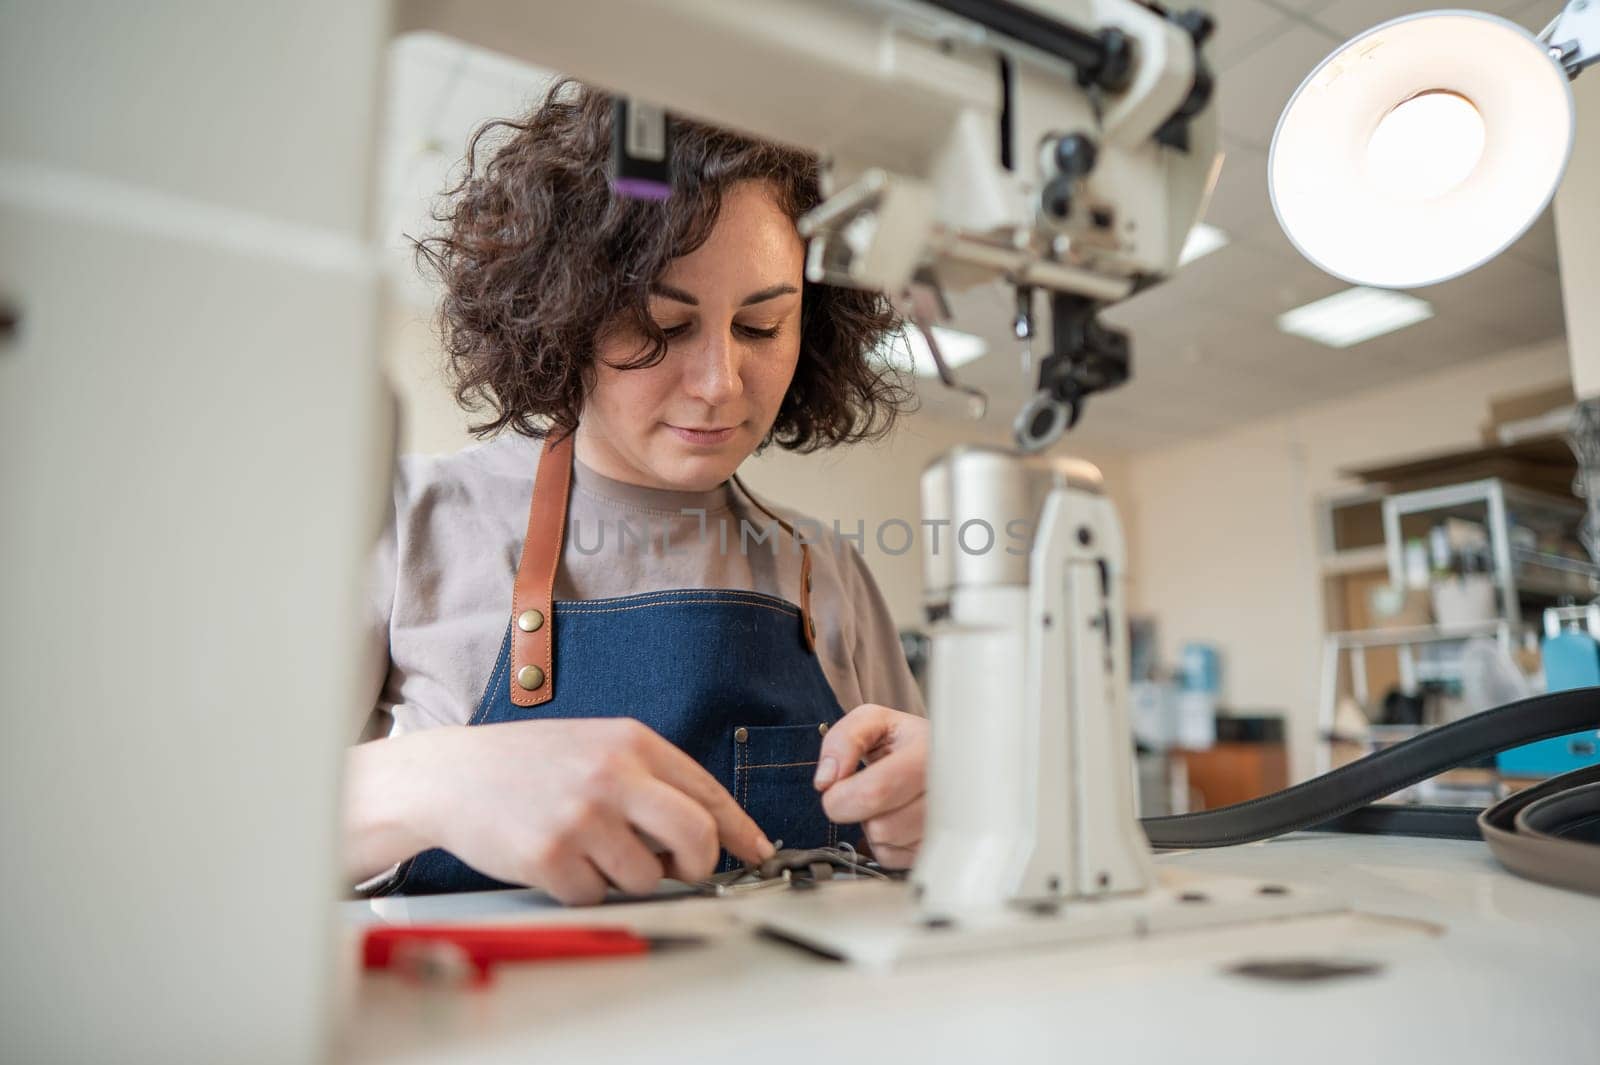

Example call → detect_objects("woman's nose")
682 327 743 406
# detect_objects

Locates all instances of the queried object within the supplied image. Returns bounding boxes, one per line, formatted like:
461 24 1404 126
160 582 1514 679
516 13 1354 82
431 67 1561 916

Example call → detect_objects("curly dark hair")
414 79 915 450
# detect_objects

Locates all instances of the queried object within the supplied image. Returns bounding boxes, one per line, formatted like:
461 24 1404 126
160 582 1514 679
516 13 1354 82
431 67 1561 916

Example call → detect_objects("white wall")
1114 338 1573 780
385 304 477 456
1557 72 1600 400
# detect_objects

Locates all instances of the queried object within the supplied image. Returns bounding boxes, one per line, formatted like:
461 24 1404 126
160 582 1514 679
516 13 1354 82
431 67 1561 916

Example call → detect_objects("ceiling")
381 0 1570 453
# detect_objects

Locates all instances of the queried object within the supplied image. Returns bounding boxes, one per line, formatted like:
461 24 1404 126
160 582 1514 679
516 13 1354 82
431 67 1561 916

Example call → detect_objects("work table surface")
337 834 1600 1064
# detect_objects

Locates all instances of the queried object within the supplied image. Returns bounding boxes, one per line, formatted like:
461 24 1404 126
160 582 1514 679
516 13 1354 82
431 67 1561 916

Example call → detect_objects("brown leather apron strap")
730 473 817 653
508 431 574 706
507 433 817 701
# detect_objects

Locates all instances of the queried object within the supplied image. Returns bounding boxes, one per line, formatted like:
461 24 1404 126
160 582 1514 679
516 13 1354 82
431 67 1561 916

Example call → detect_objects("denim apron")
391 432 849 895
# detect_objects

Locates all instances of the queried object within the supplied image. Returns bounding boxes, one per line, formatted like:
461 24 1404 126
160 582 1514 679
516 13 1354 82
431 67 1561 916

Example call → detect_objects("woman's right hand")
344 719 774 904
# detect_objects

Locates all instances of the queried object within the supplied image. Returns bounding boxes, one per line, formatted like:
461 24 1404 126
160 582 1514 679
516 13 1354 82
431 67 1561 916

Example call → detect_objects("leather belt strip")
1480 763 1600 897
1140 686 1600 896
1308 803 1484 842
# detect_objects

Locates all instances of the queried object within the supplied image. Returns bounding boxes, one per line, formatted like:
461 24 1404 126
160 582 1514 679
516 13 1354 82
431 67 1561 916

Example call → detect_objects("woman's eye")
656 322 780 341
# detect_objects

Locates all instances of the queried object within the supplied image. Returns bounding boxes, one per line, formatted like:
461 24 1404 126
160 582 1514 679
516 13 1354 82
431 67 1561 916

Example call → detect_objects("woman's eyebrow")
647 282 799 307
740 283 799 306
650 282 698 306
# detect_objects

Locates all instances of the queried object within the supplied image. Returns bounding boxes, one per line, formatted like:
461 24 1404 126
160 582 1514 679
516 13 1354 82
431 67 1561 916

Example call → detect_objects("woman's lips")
667 424 737 447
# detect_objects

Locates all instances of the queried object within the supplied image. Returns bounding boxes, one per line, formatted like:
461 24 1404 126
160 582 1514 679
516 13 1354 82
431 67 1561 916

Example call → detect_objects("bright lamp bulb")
1366 91 1485 202
1269 11 1575 288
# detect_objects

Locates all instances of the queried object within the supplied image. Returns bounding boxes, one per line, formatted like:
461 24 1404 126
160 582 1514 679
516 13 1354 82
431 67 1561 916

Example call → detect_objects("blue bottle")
1497 622 1600 776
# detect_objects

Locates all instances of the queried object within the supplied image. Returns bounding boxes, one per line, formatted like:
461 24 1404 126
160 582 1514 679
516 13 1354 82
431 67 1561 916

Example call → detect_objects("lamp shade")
1269 10 1576 288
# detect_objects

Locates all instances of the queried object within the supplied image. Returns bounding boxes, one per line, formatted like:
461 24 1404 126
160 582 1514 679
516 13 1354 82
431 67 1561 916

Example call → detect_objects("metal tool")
695 843 892 896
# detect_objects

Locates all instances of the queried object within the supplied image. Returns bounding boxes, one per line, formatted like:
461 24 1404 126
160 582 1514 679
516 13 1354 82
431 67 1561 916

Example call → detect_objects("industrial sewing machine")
433 0 1600 964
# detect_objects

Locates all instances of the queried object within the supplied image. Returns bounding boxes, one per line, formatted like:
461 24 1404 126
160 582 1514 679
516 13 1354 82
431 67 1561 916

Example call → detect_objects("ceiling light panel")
1276 287 1434 348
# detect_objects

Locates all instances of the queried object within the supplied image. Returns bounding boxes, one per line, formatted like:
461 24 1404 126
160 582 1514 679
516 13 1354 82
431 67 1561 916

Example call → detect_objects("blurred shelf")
1318 474 1591 775
1512 547 1600 598
1319 545 1389 576
1325 620 1506 650
1368 723 1428 744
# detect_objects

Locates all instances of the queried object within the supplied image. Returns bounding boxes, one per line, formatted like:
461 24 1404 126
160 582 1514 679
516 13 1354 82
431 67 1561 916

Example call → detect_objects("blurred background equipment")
1498 604 1600 775
1317 452 1600 797
1127 628 1293 814
1176 641 1223 750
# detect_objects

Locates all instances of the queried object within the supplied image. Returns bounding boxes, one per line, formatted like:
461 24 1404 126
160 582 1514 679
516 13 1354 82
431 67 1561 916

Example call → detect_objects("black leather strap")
1141 686 1600 849
1309 804 1484 841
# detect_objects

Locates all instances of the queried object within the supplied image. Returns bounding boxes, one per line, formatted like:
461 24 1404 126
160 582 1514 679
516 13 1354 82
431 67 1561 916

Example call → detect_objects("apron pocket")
733 723 840 853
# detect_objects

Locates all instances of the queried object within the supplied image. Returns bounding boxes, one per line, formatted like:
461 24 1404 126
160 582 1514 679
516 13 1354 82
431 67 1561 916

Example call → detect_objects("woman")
343 81 930 903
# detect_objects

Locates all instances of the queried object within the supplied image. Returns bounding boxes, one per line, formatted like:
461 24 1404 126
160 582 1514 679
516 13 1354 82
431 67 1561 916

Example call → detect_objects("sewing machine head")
791 1 1222 451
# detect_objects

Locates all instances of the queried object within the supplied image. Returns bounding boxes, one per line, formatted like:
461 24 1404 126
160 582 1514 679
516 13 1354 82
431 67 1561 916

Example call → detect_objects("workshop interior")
3 0 1600 1062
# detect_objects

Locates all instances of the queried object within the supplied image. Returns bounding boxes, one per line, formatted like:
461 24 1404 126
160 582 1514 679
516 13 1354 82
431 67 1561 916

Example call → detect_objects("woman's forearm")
341 729 453 884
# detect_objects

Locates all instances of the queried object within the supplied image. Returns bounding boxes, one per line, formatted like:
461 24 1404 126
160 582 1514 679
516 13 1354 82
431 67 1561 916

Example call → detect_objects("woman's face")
577 180 805 492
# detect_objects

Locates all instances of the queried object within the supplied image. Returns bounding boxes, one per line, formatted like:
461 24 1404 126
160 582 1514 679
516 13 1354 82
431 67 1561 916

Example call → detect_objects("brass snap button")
817 722 829 737
517 609 544 632
807 617 817 642
516 664 545 690
734 727 749 743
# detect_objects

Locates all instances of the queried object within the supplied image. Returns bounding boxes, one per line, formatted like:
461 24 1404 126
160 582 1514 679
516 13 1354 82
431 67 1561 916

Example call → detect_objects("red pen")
363 925 704 986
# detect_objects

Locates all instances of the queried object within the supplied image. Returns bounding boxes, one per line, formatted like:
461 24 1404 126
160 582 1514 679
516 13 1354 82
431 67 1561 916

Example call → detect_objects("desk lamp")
1269 4 1595 288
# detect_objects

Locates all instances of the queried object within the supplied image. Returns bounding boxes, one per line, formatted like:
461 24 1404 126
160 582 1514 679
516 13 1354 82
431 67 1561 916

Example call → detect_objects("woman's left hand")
813 704 928 869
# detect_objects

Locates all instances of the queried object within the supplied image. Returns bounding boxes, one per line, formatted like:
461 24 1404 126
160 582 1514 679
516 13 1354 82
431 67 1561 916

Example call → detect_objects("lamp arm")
1542 0 1600 77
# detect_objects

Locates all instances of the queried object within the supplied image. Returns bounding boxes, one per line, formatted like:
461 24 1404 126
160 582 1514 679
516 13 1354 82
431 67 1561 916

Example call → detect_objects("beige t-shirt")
362 434 925 738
